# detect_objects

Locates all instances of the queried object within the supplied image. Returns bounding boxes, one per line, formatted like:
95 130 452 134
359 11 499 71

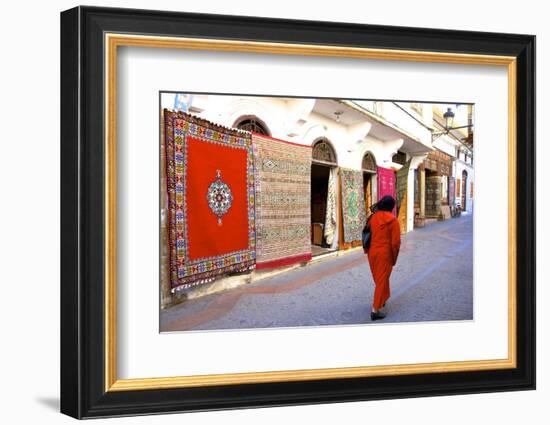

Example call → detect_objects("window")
392 151 407 165
411 102 424 116
362 152 377 172
235 117 269 135
312 139 337 165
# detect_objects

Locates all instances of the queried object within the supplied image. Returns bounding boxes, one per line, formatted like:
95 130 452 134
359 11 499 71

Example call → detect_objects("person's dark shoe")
371 311 386 321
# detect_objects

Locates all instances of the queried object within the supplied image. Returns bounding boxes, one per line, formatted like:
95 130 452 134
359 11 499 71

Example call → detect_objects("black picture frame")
60 5 535 419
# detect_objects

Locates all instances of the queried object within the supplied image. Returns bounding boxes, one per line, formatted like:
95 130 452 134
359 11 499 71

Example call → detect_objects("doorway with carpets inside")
362 151 377 218
310 139 339 257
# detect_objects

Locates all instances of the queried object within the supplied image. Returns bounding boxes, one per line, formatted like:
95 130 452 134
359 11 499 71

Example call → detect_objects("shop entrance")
461 170 468 211
425 169 441 218
310 139 338 256
362 152 377 217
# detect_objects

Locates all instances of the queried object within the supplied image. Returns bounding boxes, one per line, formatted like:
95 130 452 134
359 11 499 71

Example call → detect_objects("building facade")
161 94 441 229
159 94 475 307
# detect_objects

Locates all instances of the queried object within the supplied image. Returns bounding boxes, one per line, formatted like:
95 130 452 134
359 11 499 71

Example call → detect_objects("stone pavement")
161 214 473 331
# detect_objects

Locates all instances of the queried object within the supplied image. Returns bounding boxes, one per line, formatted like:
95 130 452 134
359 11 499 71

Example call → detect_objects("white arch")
219 98 277 135
302 123 330 147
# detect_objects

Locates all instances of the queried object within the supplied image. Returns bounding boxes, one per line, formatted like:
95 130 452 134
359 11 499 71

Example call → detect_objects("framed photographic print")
60 5 536 419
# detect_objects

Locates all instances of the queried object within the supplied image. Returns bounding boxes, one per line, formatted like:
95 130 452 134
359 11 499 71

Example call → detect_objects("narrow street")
161 215 473 332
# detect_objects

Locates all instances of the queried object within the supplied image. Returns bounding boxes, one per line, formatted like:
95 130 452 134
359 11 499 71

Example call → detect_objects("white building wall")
354 101 432 148
454 160 475 214
434 135 458 157
164 95 408 171
162 94 437 233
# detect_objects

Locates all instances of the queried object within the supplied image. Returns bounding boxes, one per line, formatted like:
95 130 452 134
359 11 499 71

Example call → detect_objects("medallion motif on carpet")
164 110 256 291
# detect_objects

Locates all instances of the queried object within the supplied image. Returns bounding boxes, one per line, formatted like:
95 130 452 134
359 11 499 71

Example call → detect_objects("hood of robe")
373 211 396 227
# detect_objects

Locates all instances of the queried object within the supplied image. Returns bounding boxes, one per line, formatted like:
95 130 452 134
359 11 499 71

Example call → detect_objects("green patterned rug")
340 168 367 243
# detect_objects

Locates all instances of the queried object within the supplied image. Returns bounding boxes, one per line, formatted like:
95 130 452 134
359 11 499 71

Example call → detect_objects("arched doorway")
461 170 468 212
311 139 338 255
234 116 270 135
362 152 377 215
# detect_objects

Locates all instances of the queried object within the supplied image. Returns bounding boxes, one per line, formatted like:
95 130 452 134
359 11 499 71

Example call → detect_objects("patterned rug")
252 133 312 269
377 166 397 215
324 167 338 246
164 110 256 291
340 168 367 243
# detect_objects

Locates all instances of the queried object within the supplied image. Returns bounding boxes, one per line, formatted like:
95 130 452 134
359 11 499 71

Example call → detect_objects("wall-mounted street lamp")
432 107 473 141
443 107 455 129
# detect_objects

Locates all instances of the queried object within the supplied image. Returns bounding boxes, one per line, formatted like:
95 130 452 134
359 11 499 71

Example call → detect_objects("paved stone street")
161 215 473 331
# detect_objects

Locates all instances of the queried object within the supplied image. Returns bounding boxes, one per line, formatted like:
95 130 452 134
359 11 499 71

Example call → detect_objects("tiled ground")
161 215 473 331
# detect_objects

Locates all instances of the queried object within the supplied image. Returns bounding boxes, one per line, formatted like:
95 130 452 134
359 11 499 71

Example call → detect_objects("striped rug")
252 133 312 269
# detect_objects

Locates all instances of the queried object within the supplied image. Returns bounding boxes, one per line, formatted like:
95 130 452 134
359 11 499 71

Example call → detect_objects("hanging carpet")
340 168 367 243
377 166 397 216
324 167 338 246
252 133 312 269
164 110 256 291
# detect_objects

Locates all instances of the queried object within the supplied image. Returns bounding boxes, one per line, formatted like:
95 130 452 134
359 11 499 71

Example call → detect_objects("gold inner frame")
104 33 517 392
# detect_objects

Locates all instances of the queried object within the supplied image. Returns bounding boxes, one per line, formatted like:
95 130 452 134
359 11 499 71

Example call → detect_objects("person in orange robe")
364 195 401 321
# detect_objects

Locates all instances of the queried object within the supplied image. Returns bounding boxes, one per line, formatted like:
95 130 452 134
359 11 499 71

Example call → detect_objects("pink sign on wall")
377 166 397 216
